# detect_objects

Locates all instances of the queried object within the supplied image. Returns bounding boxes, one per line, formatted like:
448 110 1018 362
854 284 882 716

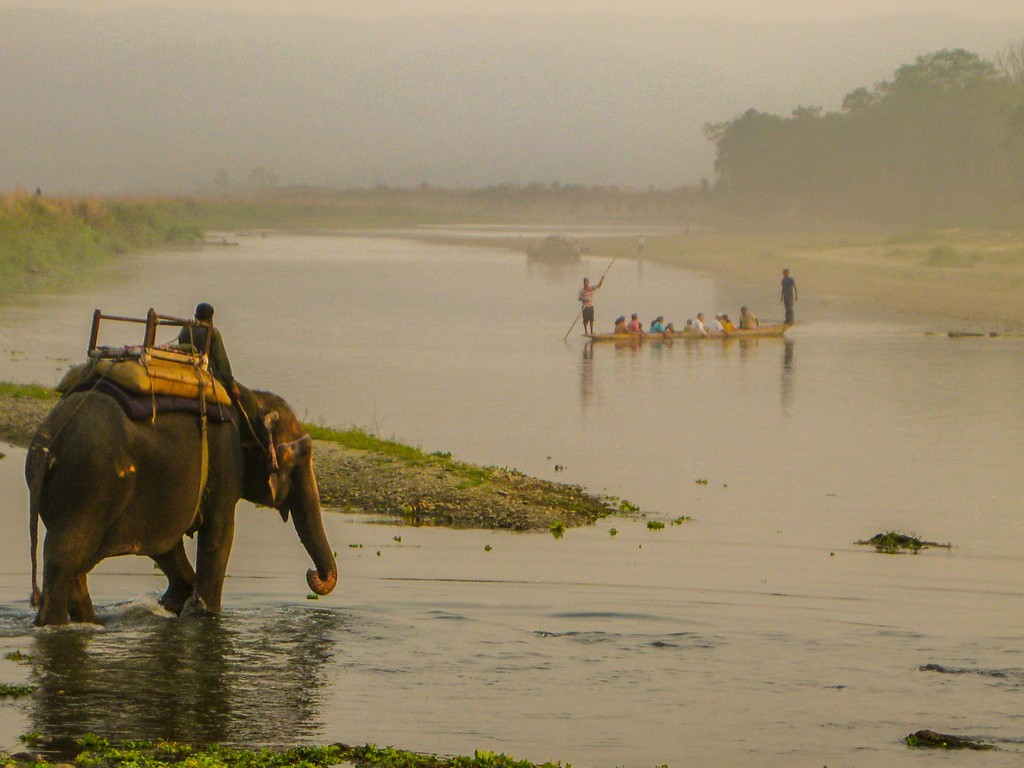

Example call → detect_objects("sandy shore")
442 228 1024 330
592 229 1024 330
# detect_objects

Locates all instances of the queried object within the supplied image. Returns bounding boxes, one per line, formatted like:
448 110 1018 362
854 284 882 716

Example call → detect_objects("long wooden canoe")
584 324 789 342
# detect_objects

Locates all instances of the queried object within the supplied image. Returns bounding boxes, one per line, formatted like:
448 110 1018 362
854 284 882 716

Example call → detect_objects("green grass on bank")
0 193 202 299
0 381 59 400
7 735 567 768
304 424 494 488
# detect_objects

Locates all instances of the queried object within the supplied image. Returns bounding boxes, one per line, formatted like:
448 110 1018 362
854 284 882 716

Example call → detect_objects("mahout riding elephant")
26 384 337 626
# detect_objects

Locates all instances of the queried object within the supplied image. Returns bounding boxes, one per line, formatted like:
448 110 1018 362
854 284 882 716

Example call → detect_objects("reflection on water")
781 339 795 413
22 607 342 746
579 343 594 411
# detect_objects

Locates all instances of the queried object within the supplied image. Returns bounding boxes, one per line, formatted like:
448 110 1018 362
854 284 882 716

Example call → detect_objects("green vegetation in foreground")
0 683 35 698
0 382 60 400
0 194 202 299
856 531 952 554
4 736 568 768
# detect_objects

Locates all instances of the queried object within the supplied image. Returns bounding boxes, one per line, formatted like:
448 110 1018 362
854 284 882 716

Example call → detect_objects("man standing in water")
578 275 605 335
780 268 798 324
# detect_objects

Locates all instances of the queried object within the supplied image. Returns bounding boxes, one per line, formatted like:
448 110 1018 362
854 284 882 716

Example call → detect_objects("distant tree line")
210 180 709 225
704 44 1024 226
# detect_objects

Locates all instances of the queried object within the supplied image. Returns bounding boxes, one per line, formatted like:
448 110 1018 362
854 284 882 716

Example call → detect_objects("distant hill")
1 8 1021 192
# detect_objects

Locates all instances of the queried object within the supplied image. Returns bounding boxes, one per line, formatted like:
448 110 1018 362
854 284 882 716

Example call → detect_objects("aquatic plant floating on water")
856 531 952 554
549 520 565 539
905 729 993 750
0 683 35 698
647 520 665 530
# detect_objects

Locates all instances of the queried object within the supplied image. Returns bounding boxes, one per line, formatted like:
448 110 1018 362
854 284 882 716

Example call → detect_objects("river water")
1 233 1022 766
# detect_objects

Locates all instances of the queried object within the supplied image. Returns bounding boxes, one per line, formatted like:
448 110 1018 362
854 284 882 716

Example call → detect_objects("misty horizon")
2 6 1023 194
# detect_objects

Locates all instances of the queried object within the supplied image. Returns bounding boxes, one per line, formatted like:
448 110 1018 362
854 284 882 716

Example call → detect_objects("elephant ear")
268 434 313 510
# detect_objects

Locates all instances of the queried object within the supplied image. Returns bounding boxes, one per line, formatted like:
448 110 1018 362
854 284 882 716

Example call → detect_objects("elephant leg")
36 558 74 626
68 573 96 624
152 542 196 615
36 525 105 626
192 505 236 614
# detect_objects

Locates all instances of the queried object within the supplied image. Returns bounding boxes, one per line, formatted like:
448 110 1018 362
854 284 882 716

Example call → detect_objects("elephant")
25 383 338 626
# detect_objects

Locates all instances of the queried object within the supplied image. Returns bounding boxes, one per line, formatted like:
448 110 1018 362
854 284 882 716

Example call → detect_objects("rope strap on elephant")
190 353 210 524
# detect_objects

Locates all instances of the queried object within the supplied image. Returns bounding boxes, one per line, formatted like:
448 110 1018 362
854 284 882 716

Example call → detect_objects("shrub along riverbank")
0 382 623 530
0 193 202 299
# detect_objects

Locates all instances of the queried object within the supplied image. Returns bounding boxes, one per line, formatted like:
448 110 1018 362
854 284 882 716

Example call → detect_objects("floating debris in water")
905 729 993 750
856 531 951 554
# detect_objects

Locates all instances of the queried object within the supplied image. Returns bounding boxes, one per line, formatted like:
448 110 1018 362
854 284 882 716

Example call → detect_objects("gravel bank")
0 391 621 531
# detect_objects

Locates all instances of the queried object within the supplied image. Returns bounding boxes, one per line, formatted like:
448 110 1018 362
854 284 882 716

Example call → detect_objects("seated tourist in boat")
613 316 628 334
625 313 646 334
664 322 676 333
649 316 666 333
709 314 727 332
692 313 709 337
720 313 737 332
738 306 759 329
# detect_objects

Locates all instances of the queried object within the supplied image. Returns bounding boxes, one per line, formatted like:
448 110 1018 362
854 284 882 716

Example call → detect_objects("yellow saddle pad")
59 348 231 406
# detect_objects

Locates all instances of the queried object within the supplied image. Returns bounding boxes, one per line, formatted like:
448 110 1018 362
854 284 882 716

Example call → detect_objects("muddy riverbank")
0 386 622 531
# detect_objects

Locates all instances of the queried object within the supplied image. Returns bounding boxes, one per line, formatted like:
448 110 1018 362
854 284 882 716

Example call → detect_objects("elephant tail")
26 445 50 608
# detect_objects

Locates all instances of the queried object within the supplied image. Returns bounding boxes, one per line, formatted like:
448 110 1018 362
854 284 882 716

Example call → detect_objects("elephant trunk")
288 462 337 596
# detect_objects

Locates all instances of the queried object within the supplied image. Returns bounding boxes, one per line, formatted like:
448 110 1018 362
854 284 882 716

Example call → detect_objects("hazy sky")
5 0 1024 19
2 2 1023 192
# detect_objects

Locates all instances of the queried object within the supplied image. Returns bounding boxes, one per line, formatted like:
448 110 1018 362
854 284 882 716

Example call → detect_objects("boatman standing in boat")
578 276 605 335
781 269 798 324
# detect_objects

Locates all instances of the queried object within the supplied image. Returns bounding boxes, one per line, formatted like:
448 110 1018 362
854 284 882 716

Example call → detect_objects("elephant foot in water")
152 545 197 616
180 595 217 618
158 585 194 616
